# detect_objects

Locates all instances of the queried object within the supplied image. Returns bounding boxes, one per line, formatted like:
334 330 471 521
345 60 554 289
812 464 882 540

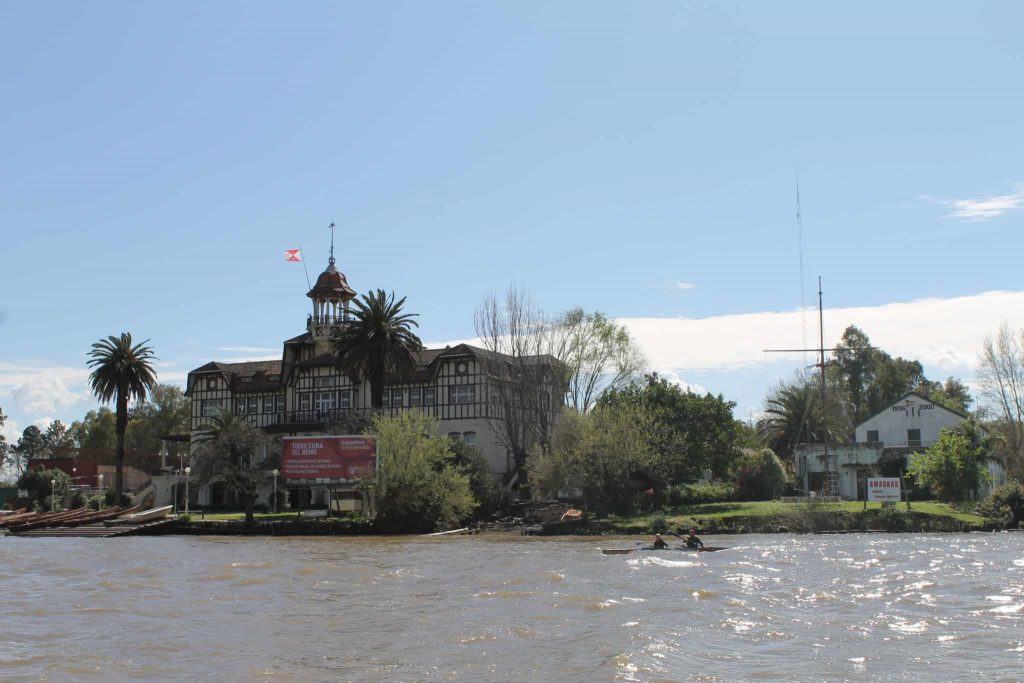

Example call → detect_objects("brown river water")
2 533 1023 682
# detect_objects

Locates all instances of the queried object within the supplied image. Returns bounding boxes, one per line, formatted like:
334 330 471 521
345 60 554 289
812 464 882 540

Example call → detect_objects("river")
1 533 1023 681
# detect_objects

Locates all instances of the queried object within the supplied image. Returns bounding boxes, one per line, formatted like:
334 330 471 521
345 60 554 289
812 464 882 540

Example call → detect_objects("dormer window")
240 377 253 383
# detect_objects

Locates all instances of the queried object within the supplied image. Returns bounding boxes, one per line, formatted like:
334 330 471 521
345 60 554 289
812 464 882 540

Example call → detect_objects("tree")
530 403 674 514
0 407 8 474
17 467 71 509
70 408 119 449
86 333 158 504
332 289 423 409
908 427 990 502
920 377 973 414
978 323 1024 475
756 375 849 459
555 308 646 413
734 448 788 500
43 420 75 453
126 384 191 455
474 286 565 488
191 410 277 529
370 412 477 532
11 425 48 474
599 373 743 480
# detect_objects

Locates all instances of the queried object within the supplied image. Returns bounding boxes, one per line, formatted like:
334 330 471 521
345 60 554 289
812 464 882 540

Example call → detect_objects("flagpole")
298 245 311 289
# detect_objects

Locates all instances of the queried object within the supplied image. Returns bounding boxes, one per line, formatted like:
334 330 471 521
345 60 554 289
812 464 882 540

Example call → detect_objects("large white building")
183 249 562 510
796 392 1004 500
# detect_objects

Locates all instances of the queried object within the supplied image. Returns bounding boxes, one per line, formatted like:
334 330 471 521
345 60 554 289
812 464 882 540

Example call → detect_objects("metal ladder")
823 454 839 497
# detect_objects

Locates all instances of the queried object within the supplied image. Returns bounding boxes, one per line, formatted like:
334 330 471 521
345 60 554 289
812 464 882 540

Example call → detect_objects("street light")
98 472 104 490
50 479 56 512
184 467 191 517
272 469 279 513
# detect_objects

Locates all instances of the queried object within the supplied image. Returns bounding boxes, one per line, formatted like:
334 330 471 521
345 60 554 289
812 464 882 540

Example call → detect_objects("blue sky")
2 2 1023 442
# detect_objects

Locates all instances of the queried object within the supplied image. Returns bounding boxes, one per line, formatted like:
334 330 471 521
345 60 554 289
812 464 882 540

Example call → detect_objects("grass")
608 499 988 532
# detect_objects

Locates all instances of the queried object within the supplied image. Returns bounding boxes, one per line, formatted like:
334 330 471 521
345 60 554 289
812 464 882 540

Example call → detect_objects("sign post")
866 477 902 504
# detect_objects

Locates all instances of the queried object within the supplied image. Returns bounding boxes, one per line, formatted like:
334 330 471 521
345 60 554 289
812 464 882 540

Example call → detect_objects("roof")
855 391 970 428
307 258 356 301
188 360 283 394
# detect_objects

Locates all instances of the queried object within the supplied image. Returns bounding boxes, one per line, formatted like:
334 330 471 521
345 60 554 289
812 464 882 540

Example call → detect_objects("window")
447 432 462 441
391 389 404 407
240 376 253 384
409 388 422 407
268 375 281 382
314 391 337 412
907 429 922 448
339 390 352 409
866 430 879 443
314 375 338 388
276 396 285 413
202 399 225 417
422 388 436 406
299 393 311 411
381 391 389 407
235 397 257 415
263 397 276 414
449 385 475 404
463 431 477 447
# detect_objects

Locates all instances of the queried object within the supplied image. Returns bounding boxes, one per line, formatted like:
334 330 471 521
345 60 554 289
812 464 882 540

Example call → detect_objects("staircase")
823 453 840 497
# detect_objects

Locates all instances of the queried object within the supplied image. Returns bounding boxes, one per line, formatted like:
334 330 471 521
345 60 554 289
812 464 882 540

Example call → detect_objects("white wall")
855 395 965 448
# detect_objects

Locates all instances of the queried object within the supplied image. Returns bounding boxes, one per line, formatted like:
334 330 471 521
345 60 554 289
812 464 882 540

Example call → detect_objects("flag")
285 249 302 262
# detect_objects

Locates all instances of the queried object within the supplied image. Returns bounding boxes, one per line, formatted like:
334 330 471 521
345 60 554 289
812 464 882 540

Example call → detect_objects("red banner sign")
282 436 377 481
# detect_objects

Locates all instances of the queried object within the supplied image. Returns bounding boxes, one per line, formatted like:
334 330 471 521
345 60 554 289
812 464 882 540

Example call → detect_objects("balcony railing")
269 409 370 426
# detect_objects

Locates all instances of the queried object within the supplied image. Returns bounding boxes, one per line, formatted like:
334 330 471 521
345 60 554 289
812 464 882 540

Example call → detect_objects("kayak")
602 546 726 555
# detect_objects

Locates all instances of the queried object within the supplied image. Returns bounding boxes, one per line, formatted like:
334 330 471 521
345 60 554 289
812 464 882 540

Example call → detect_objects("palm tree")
193 410 273 528
87 333 157 505
332 290 424 408
757 377 849 458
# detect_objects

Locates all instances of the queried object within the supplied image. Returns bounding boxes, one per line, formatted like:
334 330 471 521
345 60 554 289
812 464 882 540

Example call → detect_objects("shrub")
734 449 789 500
977 480 1024 527
69 490 87 509
668 482 738 505
87 494 105 511
105 490 134 508
646 512 668 534
876 503 909 532
17 468 71 506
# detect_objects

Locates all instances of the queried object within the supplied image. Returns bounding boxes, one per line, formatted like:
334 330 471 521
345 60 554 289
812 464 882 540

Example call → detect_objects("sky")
2 2 1023 445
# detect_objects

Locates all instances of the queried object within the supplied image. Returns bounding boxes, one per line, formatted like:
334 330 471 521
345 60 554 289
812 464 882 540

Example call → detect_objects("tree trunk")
115 390 128 506
370 367 384 409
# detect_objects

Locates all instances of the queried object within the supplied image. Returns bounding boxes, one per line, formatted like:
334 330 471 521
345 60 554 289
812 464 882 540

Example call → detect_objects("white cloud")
656 369 707 395
671 282 697 290
33 417 54 430
619 290 1024 376
1 415 20 445
10 374 89 415
925 185 1024 222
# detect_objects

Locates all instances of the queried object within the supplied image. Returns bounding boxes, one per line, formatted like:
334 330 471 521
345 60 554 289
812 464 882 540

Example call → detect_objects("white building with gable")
855 392 967 449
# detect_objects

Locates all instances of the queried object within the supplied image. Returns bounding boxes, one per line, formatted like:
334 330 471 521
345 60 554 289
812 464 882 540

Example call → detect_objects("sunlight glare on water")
1 533 1023 681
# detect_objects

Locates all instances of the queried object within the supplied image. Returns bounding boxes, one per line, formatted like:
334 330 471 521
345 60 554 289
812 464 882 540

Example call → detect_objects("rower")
685 528 704 549
652 533 668 549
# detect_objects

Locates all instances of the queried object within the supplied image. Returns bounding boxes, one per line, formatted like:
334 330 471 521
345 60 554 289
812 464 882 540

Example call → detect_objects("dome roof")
307 258 356 301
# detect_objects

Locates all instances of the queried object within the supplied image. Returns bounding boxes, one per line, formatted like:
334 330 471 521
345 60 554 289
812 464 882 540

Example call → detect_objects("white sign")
867 477 902 502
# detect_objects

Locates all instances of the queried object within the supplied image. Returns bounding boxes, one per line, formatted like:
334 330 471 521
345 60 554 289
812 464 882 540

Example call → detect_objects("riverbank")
168 499 995 535
605 500 992 534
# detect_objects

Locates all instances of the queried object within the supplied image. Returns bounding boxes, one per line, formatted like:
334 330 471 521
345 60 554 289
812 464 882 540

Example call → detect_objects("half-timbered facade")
185 250 563 508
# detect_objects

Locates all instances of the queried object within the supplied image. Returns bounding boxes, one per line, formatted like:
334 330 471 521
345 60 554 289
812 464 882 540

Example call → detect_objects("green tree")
734 448 788 500
555 308 646 413
370 412 476 532
70 408 119 449
449 439 501 519
43 420 75 453
908 427 990 502
86 333 158 504
756 376 849 458
531 403 675 514
0 407 7 475
11 425 49 473
599 373 742 480
332 289 423 409
191 410 277 529
920 377 973 414
126 384 191 455
17 467 71 508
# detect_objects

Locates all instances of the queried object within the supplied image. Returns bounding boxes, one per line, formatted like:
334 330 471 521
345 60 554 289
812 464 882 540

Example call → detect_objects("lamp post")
184 467 191 517
272 469 279 513
98 472 104 491
50 479 56 512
